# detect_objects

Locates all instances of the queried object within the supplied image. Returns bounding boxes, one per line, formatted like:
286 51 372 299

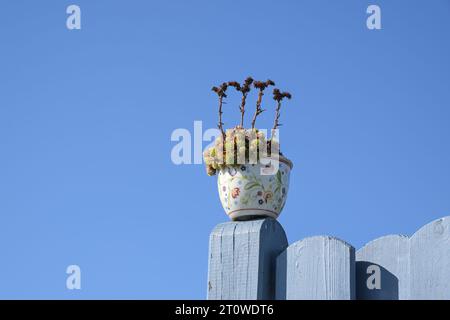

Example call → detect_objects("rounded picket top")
410 215 450 241
358 234 409 253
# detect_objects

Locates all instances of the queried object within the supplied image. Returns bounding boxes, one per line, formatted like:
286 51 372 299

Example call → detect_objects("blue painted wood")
410 216 450 299
276 236 355 300
207 218 288 300
355 216 450 300
208 215 450 300
356 235 410 300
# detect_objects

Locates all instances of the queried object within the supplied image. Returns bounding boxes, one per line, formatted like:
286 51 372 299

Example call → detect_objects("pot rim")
261 155 293 170
276 155 293 169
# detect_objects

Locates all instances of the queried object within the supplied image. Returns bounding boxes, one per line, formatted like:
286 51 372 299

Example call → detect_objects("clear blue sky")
0 0 449 299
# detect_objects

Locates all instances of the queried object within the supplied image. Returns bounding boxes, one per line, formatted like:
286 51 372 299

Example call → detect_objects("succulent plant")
206 77 292 176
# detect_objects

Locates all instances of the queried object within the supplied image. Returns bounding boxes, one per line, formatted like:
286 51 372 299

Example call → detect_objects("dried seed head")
244 76 254 85
282 92 292 99
265 79 275 86
241 84 251 94
273 88 283 101
228 81 241 91
212 85 227 97
253 81 265 90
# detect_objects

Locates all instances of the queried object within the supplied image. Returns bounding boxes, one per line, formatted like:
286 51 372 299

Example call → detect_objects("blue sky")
0 0 449 299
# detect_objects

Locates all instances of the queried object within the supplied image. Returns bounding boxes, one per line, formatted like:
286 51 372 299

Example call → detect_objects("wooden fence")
207 216 450 300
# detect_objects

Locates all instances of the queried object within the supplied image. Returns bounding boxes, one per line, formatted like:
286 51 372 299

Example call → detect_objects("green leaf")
244 183 260 190
276 170 282 184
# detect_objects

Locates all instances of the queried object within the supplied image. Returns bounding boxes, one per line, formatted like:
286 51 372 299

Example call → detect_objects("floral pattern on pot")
217 158 292 220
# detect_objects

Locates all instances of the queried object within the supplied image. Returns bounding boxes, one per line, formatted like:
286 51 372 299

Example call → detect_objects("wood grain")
410 216 450 299
207 218 288 300
208 216 450 300
356 235 410 299
276 236 355 300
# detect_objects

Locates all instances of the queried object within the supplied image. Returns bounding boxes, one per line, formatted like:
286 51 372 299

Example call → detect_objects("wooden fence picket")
409 216 450 299
276 236 355 300
356 235 410 299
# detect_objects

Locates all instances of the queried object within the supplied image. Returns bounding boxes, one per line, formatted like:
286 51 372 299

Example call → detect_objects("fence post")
207 218 288 300
276 236 355 300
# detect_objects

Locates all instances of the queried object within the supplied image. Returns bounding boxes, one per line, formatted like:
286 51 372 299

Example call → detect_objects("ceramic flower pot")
217 156 293 221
